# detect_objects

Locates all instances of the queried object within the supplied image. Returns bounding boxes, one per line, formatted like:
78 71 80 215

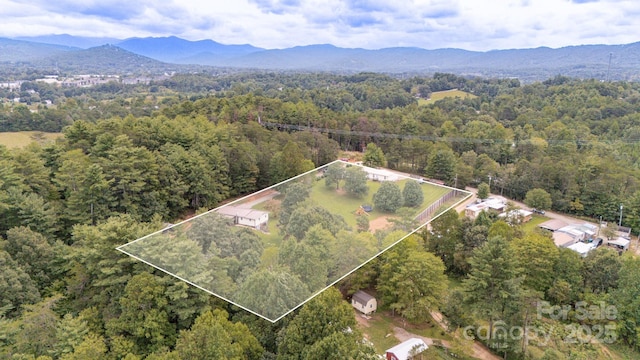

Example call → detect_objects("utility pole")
619 204 623 227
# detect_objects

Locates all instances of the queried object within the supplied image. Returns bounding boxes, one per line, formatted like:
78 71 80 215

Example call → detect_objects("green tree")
425 209 461 273
225 140 260 196
356 215 369 233
52 313 90 359
362 143 386 167
488 220 515 241
4 189 59 238
60 333 108 360
373 182 403 213
379 249 447 321
524 188 552 210
402 180 424 207
548 248 584 304
583 247 622 293
463 236 523 347
328 230 377 281
0 250 40 316
100 136 163 217
277 287 374 360
324 163 345 190
279 225 333 291
173 309 263 360
343 166 368 197
10 295 61 357
105 272 175 355
441 290 472 331
511 233 559 293
234 267 310 321
612 254 640 350
477 182 490 200
3 227 55 290
270 141 315 183
285 206 348 240
64 215 156 318
278 182 311 228
425 147 457 186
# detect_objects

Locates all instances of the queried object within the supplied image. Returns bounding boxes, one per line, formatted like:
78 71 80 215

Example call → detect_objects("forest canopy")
2 71 640 359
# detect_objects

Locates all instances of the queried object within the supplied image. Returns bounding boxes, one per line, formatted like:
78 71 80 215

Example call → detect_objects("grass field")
521 214 549 233
359 312 401 353
0 131 63 148
309 177 452 229
358 310 453 354
418 89 477 105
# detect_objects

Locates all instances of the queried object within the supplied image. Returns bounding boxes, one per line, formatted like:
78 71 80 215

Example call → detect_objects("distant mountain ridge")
116 36 263 63
3 35 640 81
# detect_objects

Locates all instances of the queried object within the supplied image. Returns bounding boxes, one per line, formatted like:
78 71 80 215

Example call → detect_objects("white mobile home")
216 206 269 230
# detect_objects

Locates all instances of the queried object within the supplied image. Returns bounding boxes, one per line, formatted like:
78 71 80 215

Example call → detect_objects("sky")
1 0 639 51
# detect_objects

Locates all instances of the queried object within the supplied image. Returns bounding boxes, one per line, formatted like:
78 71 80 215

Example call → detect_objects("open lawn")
358 312 400 353
422 346 476 360
0 131 63 148
418 89 477 105
309 177 451 229
357 310 453 354
521 214 549 233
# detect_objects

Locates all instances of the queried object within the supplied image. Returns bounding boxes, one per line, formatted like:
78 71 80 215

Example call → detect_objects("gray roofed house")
216 206 269 230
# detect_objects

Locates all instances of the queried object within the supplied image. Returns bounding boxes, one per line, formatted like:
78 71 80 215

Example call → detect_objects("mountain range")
2 35 640 81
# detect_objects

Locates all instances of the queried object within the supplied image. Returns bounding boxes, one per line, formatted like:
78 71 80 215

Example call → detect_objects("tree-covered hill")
2 72 640 359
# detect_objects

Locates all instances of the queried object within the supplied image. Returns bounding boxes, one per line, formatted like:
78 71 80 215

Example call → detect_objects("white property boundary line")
116 160 472 323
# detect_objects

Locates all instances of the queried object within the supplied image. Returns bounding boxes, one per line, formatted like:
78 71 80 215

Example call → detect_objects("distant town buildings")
1 74 171 90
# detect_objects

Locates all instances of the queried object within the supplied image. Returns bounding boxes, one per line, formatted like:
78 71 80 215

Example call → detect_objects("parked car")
532 208 546 215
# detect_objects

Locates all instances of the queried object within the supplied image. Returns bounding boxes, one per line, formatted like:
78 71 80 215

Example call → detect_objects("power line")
261 121 640 145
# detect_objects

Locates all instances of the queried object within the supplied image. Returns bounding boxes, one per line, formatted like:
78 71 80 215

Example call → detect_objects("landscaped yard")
308 177 452 230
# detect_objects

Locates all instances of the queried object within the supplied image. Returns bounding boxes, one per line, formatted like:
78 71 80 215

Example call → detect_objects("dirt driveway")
355 311 501 360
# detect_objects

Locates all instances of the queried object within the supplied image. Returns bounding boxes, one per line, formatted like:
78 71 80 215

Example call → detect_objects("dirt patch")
369 216 393 232
355 313 371 328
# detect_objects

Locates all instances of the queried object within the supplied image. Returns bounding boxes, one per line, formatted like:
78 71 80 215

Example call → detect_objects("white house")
351 290 377 315
216 206 269 230
385 338 428 360
465 197 506 219
498 209 533 224
362 166 399 182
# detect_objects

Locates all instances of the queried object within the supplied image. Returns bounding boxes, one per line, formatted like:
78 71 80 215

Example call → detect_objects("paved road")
461 186 598 227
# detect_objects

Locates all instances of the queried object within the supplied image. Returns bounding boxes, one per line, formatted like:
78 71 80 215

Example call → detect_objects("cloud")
1 0 639 51
250 0 301 14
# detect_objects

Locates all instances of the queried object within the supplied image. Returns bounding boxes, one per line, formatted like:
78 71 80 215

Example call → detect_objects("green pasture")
418 89 477 105
0 131 63 148
308 177 452 229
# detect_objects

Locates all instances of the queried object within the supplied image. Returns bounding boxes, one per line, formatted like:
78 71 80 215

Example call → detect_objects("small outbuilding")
351 290 377 315
385 338 428 360
607 237 630 253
